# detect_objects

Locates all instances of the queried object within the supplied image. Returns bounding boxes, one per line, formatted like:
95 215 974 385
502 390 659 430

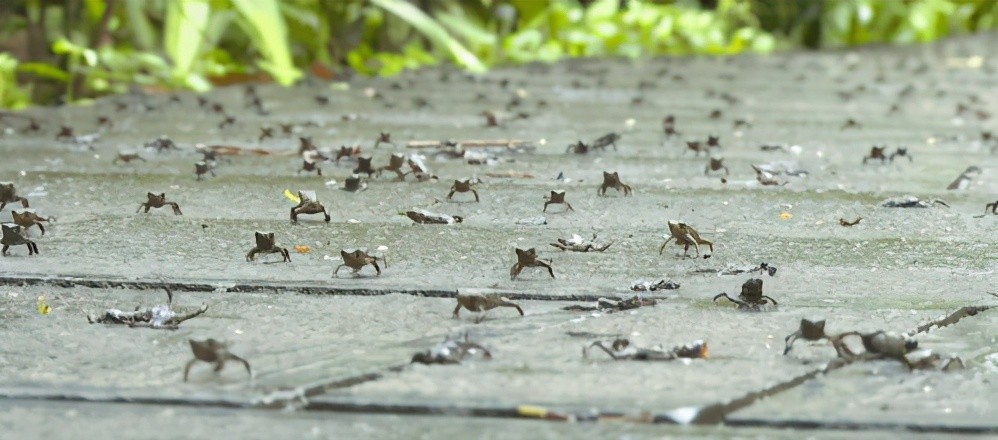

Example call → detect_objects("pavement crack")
0 274 671 302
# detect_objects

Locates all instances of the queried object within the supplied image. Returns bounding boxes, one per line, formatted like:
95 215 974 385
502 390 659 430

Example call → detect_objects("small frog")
404 154 436 182
712 278 778 311
566 141 590 155
334 249 386 277
194 161 216 181
841 118 862 130
11 209 53 235
137 192 183 215
300 150 329 176
590 132 620 151
751 164 785 186
862 146 887 165
839 217 862 226
510 248 554 280
377 153 407 181
662 115 679 138
245 231 291 262
659 221 713 258
145 135 178 153
447 179 480 202
686 141 709 156
1 223 38 256
342 174 368 192
183 339 252 382
453 293 524 323
704 157 729 176
290 190 331 223
335 145 361 163
783 319 828 355
889 147 912 163
373 131 395 148
353 156 375 177
0 182 29 211
543 190 574 212
597 171 632 197
112 151 146 165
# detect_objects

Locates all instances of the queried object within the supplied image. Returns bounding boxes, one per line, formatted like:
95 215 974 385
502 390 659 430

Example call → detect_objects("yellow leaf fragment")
37 295 51 315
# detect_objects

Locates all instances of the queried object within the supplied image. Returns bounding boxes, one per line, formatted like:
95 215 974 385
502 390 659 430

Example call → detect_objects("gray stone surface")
0 33 996 438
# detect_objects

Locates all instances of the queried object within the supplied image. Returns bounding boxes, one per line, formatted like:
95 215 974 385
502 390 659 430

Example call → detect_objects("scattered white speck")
324 179 337 187
624 118 636 129
376 245 388 251
539 138 547 145
348 219 360 224
665 406 700 425
92 155 100 160
169 185 180 189
944 407 952 413
234 329 243 334
923 385 933 393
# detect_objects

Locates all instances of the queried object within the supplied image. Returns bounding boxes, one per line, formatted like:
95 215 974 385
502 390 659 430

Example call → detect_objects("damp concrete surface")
0 34 996 439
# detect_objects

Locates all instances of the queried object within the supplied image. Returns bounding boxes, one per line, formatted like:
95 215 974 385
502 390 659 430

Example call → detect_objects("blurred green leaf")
164 0 210 89
231 0 302 85
17 62 71 82
370 0 486 73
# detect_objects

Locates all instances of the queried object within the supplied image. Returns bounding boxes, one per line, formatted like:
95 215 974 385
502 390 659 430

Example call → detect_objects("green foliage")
0 53 31 109
1 0 998 107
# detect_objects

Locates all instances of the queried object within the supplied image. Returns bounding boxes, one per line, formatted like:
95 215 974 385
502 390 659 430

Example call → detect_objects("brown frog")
334 249 386 277
597 171 632 197
659 221 713 258
510 248 554 280
300 150 329 176
183 339 252 382
137 192 183 215
0 182 29 211
11 209 53 235
712 278 778 310
704 157 729 176
453 293 524 323
245 231 291 262
112 151 146 165
1 223 38 256
377 153 407 181
290 191 331 223
863 146 887 164
447 179 480 202
543 190 574 212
